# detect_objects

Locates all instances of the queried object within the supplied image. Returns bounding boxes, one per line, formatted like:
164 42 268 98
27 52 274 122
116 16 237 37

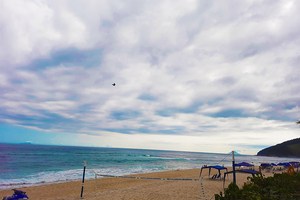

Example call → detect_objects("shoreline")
0 166 277 200
0 165 236 191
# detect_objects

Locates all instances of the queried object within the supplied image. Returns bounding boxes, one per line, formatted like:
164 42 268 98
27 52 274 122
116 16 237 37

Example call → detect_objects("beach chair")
265 166 272 172
211 174 217 179
210 174 221 180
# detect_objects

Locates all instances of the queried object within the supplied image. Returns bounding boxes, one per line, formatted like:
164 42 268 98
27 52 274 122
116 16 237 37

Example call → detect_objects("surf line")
95 174 199 181
86 163 199 182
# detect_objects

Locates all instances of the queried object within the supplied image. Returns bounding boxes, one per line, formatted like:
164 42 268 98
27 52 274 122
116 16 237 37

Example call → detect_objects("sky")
0 0 300 155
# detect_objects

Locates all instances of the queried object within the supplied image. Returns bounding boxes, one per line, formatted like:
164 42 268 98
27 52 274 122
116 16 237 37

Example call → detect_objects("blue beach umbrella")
237 162 254 167
260 163 271 167
277 162 290 166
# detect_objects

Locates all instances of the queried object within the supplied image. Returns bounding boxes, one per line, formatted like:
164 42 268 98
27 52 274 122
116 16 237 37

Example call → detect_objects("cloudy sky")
1 0 300 155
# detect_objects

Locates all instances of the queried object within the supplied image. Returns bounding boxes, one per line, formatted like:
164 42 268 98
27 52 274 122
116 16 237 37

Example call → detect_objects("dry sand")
0 166 278 200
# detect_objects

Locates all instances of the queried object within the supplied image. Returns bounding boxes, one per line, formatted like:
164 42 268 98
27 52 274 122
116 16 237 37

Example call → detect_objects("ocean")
0 143 298 190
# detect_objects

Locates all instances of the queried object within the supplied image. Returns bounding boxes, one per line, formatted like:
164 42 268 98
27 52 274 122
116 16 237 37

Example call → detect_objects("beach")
1 144 294 199
0 166 276 200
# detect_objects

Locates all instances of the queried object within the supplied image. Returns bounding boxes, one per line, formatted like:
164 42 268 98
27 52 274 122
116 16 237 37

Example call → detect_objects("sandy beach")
0 166 278 200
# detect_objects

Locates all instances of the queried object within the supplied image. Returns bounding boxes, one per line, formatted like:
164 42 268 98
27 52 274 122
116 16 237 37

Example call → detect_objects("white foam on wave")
89 164 174 176
145 155 191 161
0 169 81 190
0 165 175 190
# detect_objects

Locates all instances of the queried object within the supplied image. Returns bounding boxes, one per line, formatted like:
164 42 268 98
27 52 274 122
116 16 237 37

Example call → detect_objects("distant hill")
228 151 241 155
257 138 300 158
19 141 33 145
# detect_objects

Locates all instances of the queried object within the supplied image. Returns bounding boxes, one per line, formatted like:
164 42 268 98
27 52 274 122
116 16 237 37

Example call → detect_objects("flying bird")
112 83 116 86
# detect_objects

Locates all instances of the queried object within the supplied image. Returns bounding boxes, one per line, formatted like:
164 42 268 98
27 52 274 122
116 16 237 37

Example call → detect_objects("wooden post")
95 174 97 189
80 161 86 198
232 151 236 183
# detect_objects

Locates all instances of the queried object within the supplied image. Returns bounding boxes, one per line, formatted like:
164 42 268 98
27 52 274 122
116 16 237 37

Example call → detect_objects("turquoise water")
0 143 298 190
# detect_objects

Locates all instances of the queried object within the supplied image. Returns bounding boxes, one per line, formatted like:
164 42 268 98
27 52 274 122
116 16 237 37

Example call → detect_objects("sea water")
0 143 298 190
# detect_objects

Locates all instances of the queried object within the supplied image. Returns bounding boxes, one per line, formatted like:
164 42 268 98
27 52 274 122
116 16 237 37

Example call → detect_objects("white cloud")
1 0 300 154
1 0 60 65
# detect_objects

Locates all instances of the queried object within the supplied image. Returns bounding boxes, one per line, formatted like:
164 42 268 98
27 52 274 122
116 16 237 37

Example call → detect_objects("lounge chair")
211 174 221 180
211 174 217 179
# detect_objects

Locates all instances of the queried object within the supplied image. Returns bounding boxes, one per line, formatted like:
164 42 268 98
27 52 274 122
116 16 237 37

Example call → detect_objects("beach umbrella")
277 163 283 166
260 163 271 167
270 163 277 166
237 162 254 167
289 161 299 165
277 163 290 166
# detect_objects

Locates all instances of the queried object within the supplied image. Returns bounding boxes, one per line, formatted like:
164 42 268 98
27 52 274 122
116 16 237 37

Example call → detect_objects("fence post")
81 161 86 198
232 151 236 183
95 174 97 188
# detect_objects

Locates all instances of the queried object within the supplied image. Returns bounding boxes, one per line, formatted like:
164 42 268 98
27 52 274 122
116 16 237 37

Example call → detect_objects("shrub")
215 172 300 200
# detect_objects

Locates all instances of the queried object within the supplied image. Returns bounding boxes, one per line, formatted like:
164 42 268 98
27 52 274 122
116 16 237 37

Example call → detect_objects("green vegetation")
257 138 300 158
215 172 300 200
